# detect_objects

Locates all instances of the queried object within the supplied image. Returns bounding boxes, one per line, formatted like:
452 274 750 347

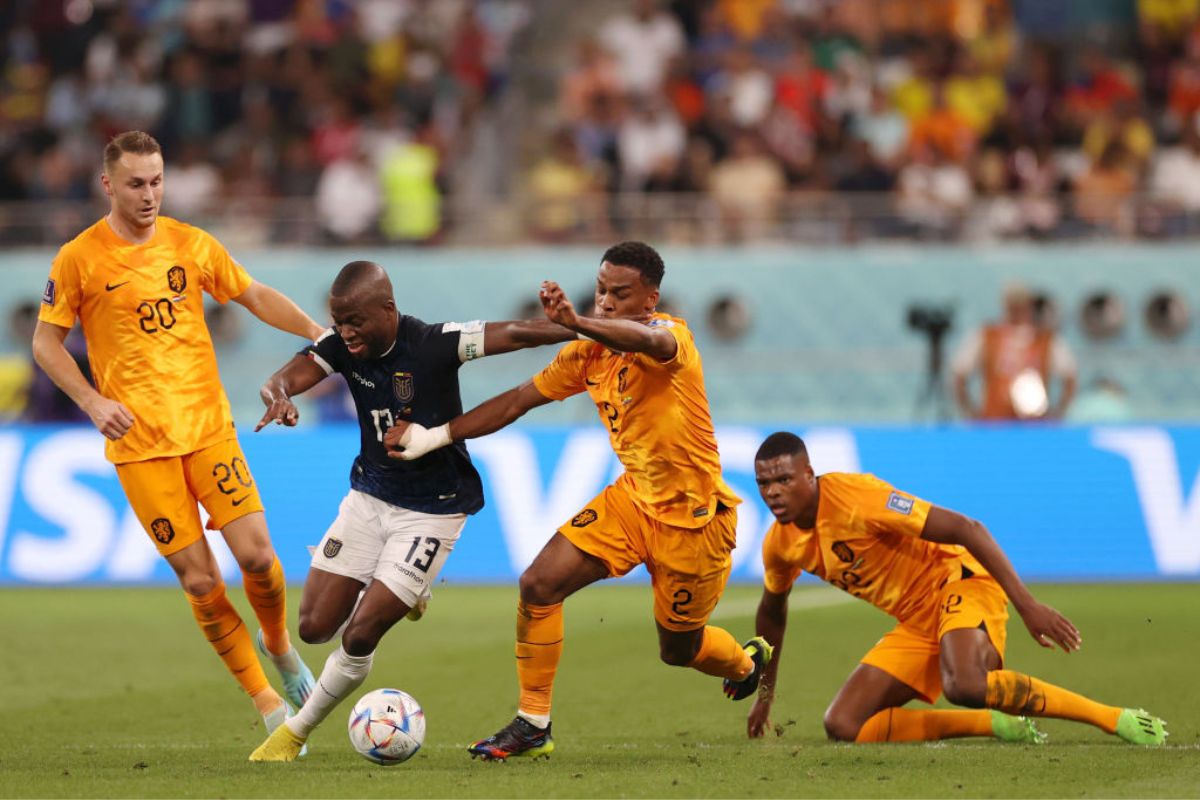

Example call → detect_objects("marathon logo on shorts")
323 538 343 558
42 279 55 305
571 509 598 527
886 492 914 515
150 517 175 545
831 541 855 563
393 372 414 403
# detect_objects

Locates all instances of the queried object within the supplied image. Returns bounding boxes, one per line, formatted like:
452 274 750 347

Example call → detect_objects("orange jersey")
761 472 987 623
533 314 740 528
38 216 252 464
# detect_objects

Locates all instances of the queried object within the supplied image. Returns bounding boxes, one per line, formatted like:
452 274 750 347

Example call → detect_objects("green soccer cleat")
722 636 774 701
255 629 317 709
990 711 1047 744
250 713 309 762
1115 708 1168 746
258 701 308 759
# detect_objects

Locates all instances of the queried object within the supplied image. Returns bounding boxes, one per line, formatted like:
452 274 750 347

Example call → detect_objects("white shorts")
311 489 466 608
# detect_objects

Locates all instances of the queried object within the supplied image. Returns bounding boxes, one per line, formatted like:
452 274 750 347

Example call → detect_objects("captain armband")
445 320 486 362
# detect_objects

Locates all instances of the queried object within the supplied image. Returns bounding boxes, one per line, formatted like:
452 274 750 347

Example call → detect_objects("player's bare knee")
518 570 558 605
822 709 860 742
298 613 335 645
180 572 218 597
234 547 275 575
941 672 987 708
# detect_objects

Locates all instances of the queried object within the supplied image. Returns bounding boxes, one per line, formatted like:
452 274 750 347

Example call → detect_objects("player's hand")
384 421 452 461
85 395 135 440
539 281 580 329
1018 601 1082 652
747 695 774 739
256 384 299 431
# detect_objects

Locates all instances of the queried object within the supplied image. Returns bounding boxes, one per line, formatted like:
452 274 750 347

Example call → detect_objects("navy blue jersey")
303 315 485 515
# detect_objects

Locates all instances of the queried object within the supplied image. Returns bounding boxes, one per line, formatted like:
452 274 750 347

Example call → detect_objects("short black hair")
601 241 665 287
331 260 387 295
755 432 807 462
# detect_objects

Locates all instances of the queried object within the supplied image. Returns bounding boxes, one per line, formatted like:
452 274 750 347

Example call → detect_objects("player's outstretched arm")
32 320 134 439
540 281 675 360
748 587 790 739
921 507 1082 653
480 319 576 357
384 380 553 460
233 280 325 340
255 354 328 431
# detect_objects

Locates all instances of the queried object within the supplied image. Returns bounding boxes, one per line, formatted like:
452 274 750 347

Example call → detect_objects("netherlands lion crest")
831 540 854 563
393 372 414 403
323 538 343 558
571 509 598 527
167 265 187 293
150 517 175 545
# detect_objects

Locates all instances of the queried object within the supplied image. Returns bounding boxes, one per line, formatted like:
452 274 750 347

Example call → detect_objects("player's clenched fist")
85 395 135 440
384 421 451 461
539 281 580 329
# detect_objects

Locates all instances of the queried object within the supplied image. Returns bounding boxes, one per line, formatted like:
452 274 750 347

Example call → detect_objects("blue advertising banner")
0 424 1197 585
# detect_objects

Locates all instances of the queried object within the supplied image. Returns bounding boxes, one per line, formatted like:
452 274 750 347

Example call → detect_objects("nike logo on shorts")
231 495 249 506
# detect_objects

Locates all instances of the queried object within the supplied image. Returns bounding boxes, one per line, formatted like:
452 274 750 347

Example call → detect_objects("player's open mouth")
344 341 366 355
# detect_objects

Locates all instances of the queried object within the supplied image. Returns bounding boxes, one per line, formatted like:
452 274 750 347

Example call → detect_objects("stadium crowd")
2 0 1200 244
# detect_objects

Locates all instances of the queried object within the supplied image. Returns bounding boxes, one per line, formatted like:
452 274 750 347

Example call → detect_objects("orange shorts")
860 575 1009 704
559 482 738 632
115 437 265 557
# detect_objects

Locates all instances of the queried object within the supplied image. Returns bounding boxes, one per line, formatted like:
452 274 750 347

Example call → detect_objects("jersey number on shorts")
370 408 395 442
213 457 254 497
404 536 441 573
137 298 177 333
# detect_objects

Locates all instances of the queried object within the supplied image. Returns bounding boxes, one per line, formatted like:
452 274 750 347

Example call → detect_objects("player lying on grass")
249 261 579 761
739 432 1167 746
386 242 768 761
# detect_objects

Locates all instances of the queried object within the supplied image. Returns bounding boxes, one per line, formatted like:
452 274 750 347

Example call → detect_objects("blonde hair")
103 131 161 173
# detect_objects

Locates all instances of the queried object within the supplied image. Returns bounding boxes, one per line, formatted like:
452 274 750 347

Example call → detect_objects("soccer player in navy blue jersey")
249 260 576 761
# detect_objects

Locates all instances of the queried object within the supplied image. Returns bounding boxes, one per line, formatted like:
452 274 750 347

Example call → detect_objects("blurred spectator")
897 144 973 239
316 146 381 244
1073 142 1137 231
600 0 686 96
380 126 442 243
952 283 1078 420
617 94 686 191
560 38 624 124
1151 118 1200 227
852 86 909 168
1082 100 1155 171
708 132 785 240
166 140 221 218
9 300 91 423
526 129 604 241
709 48 773 128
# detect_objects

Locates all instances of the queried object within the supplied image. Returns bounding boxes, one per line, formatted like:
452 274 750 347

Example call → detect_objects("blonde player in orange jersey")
384 241 768 760
31 131 320 736
743 432 1167 746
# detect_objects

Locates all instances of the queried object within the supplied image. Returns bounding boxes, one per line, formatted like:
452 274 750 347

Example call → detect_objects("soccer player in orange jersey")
384 241 768 760
31 131 320 734
742 432 1167 746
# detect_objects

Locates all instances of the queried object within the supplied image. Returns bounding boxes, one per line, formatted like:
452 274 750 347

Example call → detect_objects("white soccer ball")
347 688 425 765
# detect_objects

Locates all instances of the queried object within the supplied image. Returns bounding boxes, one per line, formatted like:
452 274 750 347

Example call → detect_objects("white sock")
265 644 302 676
517 710 550 729
286 646 373 738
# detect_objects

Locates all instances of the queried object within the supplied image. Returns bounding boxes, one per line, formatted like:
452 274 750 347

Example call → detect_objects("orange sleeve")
647 316 696 372
762 523 801 594
198 230 252 303
856 474 931 538
532 341 590 400
37 246 82 329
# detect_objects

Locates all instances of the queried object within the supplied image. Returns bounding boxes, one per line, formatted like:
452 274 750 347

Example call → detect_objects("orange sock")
855 708 993 742
688 626 753 680
186 582 273 700
515 601 563 717
242 557 290 656
986 669 1122 733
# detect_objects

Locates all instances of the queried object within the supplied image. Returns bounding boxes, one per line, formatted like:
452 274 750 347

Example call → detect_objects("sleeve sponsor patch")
886 492 914 515
648 318 675 328
42 279 55 305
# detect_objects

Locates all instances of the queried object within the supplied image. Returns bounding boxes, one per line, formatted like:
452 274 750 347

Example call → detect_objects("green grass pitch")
0 582 1196 798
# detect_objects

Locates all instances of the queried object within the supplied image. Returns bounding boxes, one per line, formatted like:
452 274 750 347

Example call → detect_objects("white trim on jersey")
309 351 335 375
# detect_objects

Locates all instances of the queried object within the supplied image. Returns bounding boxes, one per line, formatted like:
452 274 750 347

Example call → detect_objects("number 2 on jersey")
370 408 395 442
